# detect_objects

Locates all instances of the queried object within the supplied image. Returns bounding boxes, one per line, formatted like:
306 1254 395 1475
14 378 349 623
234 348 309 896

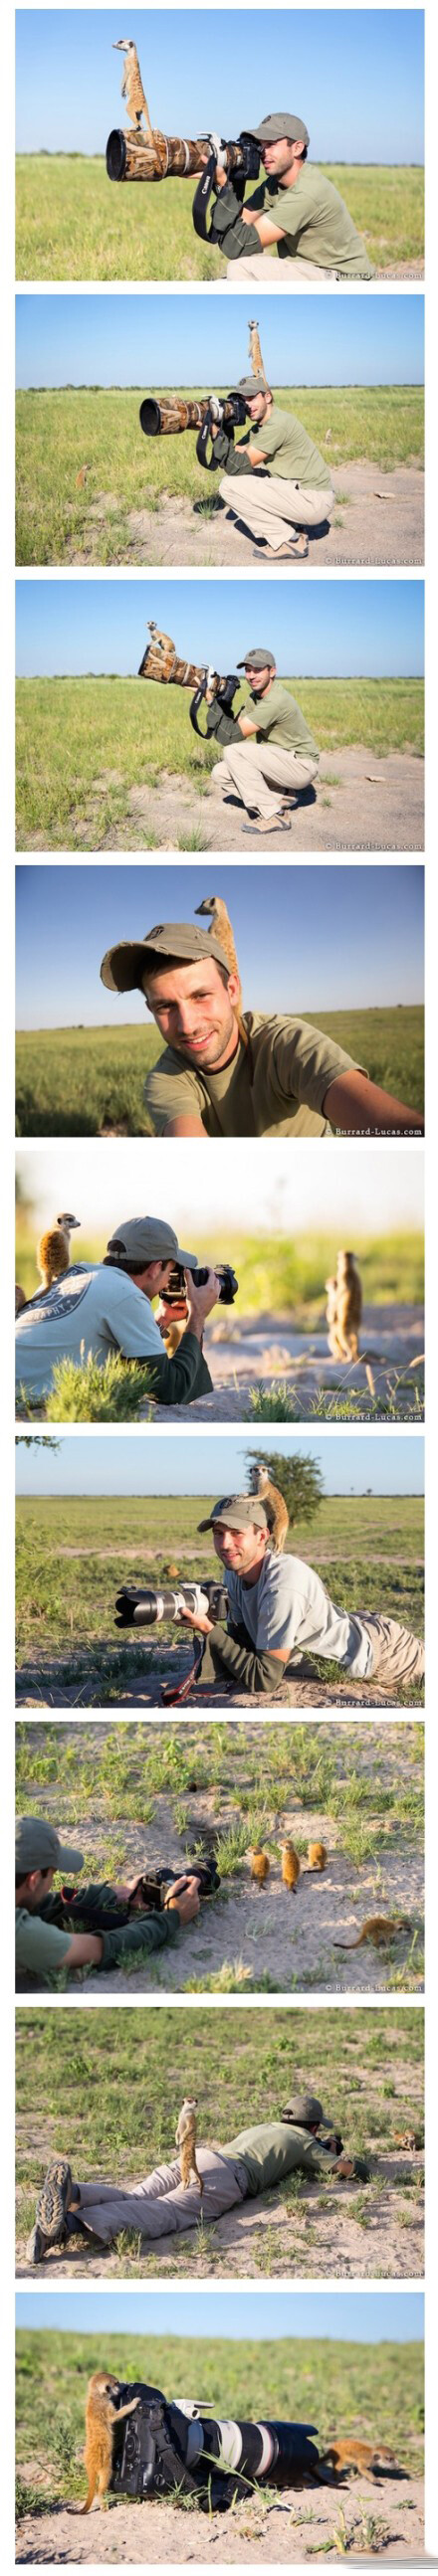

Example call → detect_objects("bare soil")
153 1301 425 1423
69 464 424 569
85 749 424 853
15 2475 425 2562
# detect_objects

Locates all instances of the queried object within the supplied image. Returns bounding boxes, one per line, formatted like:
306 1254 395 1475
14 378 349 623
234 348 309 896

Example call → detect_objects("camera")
114 1581 229 1628
224 133 261 181
139 392 247 442
164 1261 238 1308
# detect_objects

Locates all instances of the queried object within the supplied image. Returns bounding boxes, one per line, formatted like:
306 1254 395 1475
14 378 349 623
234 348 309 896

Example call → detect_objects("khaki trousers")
356 1612 425 1692
226 253 339 283
75 2148 248 2243
219 470 334 548
211 738 319 820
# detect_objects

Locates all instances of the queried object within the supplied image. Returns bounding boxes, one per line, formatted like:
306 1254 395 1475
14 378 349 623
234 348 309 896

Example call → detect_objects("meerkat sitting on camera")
248 1461 290 1554
37 1213 81 1292
79 2372 140 2513
112 37 153 135
176 2098 204 2196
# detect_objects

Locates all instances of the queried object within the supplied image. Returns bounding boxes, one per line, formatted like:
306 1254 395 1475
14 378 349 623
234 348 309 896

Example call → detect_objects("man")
206 112 374 282
207 644 320 830
170 1495 425 1701
100 920 423 1141
209 375 334 562
27 2091 362 2264
15 1816 205 1990
15 1214 219 1406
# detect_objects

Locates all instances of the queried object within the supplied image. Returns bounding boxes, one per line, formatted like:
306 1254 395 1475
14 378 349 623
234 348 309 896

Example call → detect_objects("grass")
15 2001 423 2270
16 385 424 567
15 1012 425 1137
15 2321 424 2515
15 158 424 283
15 1492 425 1678
15 676 425 849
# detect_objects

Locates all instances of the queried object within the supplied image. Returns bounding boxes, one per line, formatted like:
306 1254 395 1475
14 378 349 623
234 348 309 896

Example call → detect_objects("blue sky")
15 12 424 162
16 292 425 392
15 2288 424 2340
15 1431 425 1501
15 580 425 679
15 864 424 1024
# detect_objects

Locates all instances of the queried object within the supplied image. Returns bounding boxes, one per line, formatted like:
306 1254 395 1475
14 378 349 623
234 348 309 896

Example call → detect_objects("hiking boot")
33 2157 74 2250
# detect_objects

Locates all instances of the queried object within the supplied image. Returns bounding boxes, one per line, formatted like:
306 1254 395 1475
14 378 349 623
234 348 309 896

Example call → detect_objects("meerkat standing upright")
79 2372 140 2513
176 2098 204 2196
248 1461 290 1553
112 38 153 135
325 1252 362 1361
195 896 249 1051
248 320 269 386
37 1213 81 1292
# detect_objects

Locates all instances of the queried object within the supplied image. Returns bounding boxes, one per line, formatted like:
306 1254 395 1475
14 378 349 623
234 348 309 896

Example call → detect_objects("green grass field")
16 676 425 849
15 1012 425 1138
15 2322 424 2515
16 385 424 567
15 158 425 282
15 1492 425 1683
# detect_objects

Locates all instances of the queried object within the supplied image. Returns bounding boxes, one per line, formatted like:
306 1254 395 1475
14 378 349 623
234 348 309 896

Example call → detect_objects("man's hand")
165 1875 201 1925
177 1607 214 1635
324 1068 423 1135
184 1267 221 1337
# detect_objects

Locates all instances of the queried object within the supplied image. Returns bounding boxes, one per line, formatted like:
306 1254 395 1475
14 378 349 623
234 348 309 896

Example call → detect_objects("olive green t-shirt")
253 402 331 493
223 2120 339 2195
212 163 373 277
248 678 319 757
16 1905 72 1978
145 1010 363 1139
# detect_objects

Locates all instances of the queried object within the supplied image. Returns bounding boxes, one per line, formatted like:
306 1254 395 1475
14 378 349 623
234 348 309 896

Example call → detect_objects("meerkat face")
92 2372 119 2397
56 1212 81 1231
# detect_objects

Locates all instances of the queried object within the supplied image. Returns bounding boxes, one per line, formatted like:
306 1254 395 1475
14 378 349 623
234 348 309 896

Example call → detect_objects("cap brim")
101 942 151 995
173 1246 198 1269
56 1841 85 1873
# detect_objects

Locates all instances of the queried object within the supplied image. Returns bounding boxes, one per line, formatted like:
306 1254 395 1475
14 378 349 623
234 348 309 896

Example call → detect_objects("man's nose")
175 1002 202 1033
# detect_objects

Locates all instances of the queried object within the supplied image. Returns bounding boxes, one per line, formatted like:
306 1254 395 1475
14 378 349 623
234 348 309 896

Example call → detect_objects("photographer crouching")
204 375 334 562
15 1215 221 1409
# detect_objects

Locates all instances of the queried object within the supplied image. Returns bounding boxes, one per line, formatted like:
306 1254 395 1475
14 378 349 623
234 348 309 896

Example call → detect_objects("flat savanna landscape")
15 1016 425 1138
15 1717 424 1993
15 387 424 569
16 676 425 851
15 2002 424 2281
15 1490 425 1709
15 2323 424 2563
15 158 425 282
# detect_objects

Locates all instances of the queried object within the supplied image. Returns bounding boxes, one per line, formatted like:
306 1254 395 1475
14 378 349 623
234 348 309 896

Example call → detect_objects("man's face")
134 1258 175 1299
212 1522 267 1573
260 136 303 178
20 1867 55 1909
244 662 275 695
245 392 270 425
142 958 240 1069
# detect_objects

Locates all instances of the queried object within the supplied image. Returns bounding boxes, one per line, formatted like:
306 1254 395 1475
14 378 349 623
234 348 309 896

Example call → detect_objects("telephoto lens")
114 1581 229 1628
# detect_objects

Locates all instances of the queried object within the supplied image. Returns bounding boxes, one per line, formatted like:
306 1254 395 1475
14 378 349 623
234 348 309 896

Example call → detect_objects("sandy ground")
16 1659 425 1713
152 1302 425 1423
71 464 424 569
77 748 424 853
15 2475 425 2563
14 1729 424 1994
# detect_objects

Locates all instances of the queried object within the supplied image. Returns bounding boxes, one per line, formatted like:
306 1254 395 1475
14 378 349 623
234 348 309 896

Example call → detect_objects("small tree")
246 1449 325 1528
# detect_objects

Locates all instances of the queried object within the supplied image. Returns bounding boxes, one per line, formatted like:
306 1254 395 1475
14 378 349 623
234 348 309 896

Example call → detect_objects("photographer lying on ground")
15 1817 218 1990
207 374 334 562
101 920 423 1139
27 2092 365 2265
15 1214 219 1407
204 111 374 282
162 1495 424 1703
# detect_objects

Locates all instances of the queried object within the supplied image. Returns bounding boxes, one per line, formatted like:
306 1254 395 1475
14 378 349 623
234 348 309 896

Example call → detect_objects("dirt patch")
75 466 423 570
15 2476 425 2563
151 1302 425 1423
94 749 424 852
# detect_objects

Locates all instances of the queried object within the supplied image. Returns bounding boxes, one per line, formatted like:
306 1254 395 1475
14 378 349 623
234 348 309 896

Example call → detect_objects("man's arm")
161 1115 206 1137
178 1609 289 1697
324 1068 424 1135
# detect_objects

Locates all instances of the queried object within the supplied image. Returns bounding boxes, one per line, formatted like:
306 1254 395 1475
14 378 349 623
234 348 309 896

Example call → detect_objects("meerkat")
306 1841 328 1872
325 1274 342 1360
162 1562 180 1577
112 38 153 135
321 2440 401 2481
247 1461 290 1554
147 618 175 655
175 2098 204 2196
250 1847 270 1887
37 1213 81 1292
79 2372 140 2513
281 1841 301 1893
248 319 269 386
335 1252 362 1361
393 2129 424 2150
195 894 249 1057
333 1915 410 1952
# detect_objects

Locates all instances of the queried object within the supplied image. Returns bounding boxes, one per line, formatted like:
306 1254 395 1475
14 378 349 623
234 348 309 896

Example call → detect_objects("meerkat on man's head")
79 2372 140 2513
37 1214 81 1292
247 1461 290 1554
248 319 269 385
175 2098 204 2195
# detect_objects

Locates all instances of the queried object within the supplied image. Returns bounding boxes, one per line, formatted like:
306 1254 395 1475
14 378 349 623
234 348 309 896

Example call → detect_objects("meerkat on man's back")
176 2097 204 2195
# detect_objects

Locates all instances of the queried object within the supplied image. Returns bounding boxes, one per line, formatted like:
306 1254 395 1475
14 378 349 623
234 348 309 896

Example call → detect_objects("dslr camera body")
164 1260 238 1308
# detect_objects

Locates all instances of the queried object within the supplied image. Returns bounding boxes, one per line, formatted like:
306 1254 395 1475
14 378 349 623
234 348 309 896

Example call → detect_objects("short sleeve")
270 1019 366 1118
105 1282 165 1361
15 1912 72 1976
145 1058 206 1135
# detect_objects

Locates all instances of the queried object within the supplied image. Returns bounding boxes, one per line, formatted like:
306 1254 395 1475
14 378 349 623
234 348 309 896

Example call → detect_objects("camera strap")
192 150 219 241
189 681 209 737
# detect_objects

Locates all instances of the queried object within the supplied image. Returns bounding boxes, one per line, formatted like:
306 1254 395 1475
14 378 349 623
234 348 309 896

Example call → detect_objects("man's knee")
210 758 227 782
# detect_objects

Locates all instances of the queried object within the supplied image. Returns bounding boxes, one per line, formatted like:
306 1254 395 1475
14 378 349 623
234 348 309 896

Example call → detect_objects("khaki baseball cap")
16 1817 85 1878
237 376 269 400
101 920 230 995
281 2093 330 2127
247 113 310 146
237 648 276 670
107 1216 197 1267
198 1494 270 1534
